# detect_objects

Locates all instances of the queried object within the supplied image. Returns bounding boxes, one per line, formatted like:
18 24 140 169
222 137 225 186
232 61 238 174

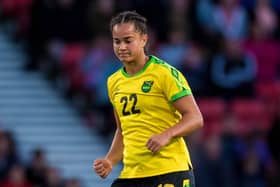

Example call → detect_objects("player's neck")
124 54 149 76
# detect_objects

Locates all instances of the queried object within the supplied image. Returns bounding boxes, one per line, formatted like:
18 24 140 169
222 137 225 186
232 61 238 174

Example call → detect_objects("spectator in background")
64 178 82 187
156 0 195 67
51 0 89 43
46 0 90 62
267 108 280 186
179 45 210 96
157 29 190 68
81 36 120 136
235 130 271 187
26 149 48 187
0 164 33 187
195 0 225 55
220 113 242 187
254 0 278 37
145 27 160 53
271 0 280 12
241 0 280 17
133 1 169 42
25 0 90 71
25 0 56 71
42 167 64 187
167 0 191 38
212 0 248 40
268 111 280 167
113 0 134 13
244 0 280 82
194 135 225 187
210 38 257 100
0 130 19 180
196 0 214 33
86 0 114 39
0 0 32 39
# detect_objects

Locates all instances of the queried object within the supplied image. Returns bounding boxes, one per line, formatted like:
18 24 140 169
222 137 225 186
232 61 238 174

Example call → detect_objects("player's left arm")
146 95 203 153
169 94 203 137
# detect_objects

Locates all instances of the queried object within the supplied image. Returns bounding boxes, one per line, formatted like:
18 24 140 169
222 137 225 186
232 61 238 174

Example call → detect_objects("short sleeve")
107 77 114 107
161 66 192 102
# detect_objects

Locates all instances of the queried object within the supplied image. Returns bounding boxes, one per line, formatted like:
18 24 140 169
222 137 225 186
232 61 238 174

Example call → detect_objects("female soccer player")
93 11 203 187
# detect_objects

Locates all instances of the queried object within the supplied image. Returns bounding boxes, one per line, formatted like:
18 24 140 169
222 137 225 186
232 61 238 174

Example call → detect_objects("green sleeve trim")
170 89 192 102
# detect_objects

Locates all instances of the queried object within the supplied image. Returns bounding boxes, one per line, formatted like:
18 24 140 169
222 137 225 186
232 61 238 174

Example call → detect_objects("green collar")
121 55 153 78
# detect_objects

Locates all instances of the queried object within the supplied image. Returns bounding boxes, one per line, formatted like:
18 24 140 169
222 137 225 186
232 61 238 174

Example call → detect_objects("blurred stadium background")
0 0 279 187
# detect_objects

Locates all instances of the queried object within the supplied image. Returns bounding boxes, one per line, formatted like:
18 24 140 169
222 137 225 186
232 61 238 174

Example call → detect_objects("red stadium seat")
1 0 17 16
230 99 272 133
203 121 223 138
255 81 280 119
197 98 226 123
1 0 32 15
60 44 86 92
197 98 226 138
61 44 85 67
256 81 280 100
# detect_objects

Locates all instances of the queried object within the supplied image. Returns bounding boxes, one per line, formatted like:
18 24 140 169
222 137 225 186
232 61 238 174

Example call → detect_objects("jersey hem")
170 89 192 102
118 168 190 179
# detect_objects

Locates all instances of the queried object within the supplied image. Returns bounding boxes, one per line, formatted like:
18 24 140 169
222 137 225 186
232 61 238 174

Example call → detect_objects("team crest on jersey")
141 81 154 93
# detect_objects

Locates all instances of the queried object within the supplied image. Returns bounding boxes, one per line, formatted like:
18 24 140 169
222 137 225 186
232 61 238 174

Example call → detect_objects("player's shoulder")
150 55 179 74
107 68 122 85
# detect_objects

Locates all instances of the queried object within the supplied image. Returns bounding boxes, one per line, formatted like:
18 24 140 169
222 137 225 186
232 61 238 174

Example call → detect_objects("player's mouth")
119 54 130 58
119 53 130 57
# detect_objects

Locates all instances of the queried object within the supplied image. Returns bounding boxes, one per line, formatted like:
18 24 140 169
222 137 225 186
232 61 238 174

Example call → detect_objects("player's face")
112 23 147 63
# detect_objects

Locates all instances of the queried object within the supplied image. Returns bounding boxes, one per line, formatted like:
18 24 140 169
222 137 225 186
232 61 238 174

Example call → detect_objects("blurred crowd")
0 0 280 187
0 127 82 187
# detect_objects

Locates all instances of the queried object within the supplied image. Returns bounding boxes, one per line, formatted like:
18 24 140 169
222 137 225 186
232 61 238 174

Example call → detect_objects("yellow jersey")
107 55 193 178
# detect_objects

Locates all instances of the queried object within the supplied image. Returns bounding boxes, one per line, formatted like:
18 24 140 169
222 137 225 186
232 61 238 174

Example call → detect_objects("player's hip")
112 170 196 187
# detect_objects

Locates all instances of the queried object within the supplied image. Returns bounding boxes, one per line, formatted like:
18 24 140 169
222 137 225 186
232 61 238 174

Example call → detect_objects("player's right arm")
105 110 124 165
93 110 124 178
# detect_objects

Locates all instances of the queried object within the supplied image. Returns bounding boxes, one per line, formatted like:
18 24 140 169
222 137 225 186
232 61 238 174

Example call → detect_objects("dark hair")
110 11 147 34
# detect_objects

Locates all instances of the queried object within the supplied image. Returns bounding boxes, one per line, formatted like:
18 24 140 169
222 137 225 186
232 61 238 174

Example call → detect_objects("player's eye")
125 40 132 44
114 40 120 44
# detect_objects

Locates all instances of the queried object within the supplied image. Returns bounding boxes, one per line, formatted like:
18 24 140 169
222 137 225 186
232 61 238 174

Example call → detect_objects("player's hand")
146 131 172 154
93 158 112 179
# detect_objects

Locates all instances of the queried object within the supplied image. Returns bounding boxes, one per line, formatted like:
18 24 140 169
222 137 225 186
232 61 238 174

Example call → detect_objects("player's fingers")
99 169 108 178
102 171 110 178
146 137 157 148
94 161 103 167
147 138 160 148
93 163 104 170
95 166 105 173
148 143 159 153
146 138 152 148
148 141 154 149
146 143 154 151
153 143 161 152
93 160 102 168
97 170 107 178
153 145 160 153
94 164 106 174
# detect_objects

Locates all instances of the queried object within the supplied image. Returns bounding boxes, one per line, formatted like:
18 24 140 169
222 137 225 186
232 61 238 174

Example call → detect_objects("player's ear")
141 34 148 48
